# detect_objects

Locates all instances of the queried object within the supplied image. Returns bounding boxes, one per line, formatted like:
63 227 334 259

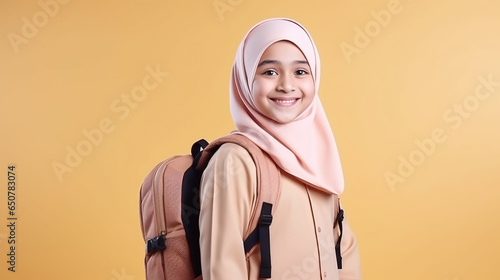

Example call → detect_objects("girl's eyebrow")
257 59 309 68
258 59 279 67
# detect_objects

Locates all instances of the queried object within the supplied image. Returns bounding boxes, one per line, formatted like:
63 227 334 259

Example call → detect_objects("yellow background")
1 0 499 279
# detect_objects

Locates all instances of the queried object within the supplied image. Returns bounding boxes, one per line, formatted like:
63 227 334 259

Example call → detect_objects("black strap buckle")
337 208 344 223
146 235 166 253
335 207 344 269
260 214 273 226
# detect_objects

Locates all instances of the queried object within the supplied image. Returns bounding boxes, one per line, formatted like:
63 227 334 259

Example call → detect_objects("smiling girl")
199 18 361 280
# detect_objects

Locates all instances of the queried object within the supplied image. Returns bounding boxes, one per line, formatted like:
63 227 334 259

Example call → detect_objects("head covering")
230 18 344 194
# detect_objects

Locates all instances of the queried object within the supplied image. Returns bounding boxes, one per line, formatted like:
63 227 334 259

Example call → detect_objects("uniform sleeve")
199 143 257 280
338 217 362 280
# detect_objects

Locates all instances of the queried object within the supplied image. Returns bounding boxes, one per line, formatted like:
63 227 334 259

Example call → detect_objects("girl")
199 18 361 280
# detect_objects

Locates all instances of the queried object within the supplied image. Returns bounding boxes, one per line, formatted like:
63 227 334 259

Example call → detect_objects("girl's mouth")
271 98 299 106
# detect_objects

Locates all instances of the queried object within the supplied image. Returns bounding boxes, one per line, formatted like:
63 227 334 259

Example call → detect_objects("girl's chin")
268 113 297 124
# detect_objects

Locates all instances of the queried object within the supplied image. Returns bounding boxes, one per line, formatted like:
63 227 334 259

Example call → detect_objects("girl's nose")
277 74 295 93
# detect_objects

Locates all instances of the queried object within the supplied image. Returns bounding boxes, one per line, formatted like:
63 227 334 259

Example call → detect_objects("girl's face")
252 41 315 124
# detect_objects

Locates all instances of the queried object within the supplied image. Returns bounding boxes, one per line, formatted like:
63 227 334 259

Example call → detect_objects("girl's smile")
270 98 299 106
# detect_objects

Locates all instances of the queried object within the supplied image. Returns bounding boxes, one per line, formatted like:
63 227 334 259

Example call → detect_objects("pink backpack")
139 134 281 279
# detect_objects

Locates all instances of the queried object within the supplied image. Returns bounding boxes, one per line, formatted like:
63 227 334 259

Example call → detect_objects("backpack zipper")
153 160 168 237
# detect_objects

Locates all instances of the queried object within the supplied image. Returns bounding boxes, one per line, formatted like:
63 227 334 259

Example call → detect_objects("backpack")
139 134 282 279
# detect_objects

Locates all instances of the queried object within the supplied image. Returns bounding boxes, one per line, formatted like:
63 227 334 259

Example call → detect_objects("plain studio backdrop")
1 0 499 279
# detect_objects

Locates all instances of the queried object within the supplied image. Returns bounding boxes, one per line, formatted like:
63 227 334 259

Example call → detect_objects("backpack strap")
197 134 281 278
243 202 273 277
181 139 209 277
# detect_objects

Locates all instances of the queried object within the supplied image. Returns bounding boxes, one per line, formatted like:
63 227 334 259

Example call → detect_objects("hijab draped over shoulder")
230 18 344 195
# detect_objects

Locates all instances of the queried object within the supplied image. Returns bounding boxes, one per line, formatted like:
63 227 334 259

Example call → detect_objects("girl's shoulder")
208 142 256 171
216 142 251 156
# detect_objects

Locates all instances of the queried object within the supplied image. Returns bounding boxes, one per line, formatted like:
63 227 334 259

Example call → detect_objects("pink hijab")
230 18 344 195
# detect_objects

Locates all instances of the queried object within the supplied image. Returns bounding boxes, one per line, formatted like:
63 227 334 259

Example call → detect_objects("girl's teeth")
275 99 295 104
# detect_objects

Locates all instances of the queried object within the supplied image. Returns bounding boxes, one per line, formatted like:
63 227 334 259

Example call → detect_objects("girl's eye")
263 70 277 76
295 69 308 75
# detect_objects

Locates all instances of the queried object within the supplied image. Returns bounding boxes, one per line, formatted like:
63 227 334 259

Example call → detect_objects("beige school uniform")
199 143 361 280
